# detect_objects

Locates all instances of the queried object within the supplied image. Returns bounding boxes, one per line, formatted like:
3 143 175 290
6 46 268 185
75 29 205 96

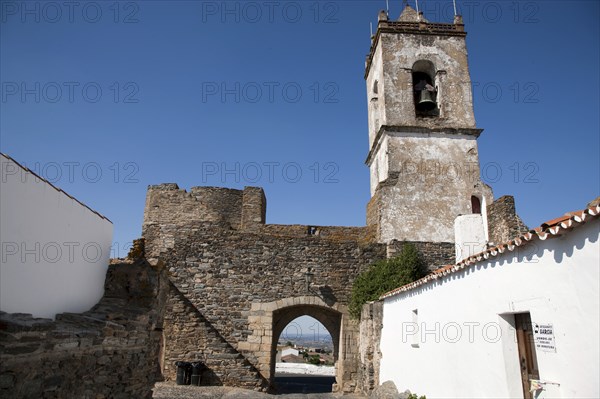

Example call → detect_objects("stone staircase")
163 283 269 391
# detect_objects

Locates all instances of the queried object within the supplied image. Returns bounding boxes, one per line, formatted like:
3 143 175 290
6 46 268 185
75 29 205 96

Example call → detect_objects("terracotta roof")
380 201 600 300
1 152 112 223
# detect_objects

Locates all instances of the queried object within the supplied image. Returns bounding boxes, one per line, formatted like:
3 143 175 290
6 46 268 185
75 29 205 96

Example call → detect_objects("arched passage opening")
243 296 357 393
271 305 342 394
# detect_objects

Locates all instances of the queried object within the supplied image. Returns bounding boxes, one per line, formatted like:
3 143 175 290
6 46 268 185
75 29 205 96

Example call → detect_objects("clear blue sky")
2 1 598 258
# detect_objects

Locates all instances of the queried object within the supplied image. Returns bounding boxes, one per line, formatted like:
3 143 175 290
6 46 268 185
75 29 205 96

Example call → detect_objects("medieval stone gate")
142 184 388 392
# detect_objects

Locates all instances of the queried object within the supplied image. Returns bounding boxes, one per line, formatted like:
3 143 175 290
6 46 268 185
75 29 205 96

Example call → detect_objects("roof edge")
380 201 600 300
1 152 112 224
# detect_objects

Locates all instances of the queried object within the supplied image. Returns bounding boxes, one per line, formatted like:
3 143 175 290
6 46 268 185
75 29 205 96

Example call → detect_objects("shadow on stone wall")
0 257 168 399
162 282 268 390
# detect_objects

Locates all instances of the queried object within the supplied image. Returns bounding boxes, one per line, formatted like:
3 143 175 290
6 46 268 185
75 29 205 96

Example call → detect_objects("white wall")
282 348 299 357
1 155 113 319
275 363 335 376
369 136 389 195
454 214 486 262
379 218 599 398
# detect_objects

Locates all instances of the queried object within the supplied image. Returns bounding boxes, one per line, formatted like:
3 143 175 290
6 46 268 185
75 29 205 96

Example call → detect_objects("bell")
417 89 436 111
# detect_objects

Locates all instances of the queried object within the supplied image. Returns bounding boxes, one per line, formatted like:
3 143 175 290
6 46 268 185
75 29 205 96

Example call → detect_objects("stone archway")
240 296 360 393
271 304 341 392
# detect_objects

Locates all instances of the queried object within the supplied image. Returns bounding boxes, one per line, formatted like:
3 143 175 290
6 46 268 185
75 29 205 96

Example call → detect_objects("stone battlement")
143 184 266 232
144 184 378 243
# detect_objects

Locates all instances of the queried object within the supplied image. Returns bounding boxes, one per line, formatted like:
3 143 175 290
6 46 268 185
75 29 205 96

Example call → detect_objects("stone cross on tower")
365 5 493 244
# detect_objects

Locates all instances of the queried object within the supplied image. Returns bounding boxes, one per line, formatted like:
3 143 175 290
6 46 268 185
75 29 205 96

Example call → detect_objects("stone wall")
259 224 376 243
0 259 168 399
143 184 264 234
357 301 383 394
366 190 380 233
487 195 529 245
162 282 268 390
144 217 386 391
387 240 455 270
142 184 488 392
241 187 267 230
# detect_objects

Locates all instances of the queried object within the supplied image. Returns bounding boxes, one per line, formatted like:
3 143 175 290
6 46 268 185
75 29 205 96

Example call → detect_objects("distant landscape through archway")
272 308 340 394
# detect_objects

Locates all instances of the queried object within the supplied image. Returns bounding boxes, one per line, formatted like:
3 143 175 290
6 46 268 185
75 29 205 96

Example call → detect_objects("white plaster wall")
275 363 335 376
380 218 600 398
369 136 389 195
282 348 299 357
0 156 113 319
454 214 486 262
366 41 385 149
481 195 489 240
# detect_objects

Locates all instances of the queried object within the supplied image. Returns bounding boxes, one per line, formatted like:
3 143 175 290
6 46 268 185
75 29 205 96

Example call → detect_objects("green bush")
308 355 321 366
349 243 427 320
407 393 426 399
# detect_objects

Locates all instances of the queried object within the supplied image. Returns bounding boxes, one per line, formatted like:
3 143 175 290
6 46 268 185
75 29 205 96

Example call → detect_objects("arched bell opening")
412 60 439 117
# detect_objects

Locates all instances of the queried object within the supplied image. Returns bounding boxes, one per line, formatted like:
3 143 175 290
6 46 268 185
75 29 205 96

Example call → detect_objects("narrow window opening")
471 196 482 214
308 226 319 236
411 309 419 348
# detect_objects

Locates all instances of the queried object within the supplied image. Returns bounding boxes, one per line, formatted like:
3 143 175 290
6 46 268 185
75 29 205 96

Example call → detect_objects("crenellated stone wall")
143 184 252 233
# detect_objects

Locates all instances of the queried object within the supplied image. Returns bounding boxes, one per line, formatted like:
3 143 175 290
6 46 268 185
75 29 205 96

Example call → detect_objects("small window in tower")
471 196 482 214
308 226 319 236
373 80 379 95
412 60 439 117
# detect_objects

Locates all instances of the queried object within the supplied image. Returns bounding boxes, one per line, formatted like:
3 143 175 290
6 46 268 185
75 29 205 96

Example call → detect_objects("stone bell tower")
365 5 493 244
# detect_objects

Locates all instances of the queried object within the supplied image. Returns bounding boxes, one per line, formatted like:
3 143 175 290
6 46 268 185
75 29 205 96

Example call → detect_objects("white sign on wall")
533 323 556 353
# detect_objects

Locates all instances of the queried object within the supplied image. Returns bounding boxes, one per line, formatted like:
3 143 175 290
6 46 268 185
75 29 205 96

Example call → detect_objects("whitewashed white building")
379 202 600 399
0 153 113 319
282 348 300 358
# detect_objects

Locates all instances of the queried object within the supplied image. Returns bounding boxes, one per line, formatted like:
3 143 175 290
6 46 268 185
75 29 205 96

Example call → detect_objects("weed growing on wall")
349 242 427 320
